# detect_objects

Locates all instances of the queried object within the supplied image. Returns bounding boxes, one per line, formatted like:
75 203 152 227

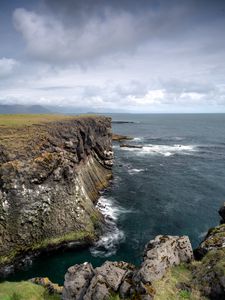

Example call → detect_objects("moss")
0 230 96 266
0 281 60 300
153 264 206 300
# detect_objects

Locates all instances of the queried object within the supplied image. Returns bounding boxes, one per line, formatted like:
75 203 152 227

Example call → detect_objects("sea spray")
90 196 129 257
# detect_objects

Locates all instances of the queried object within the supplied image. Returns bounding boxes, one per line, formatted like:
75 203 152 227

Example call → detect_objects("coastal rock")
63 261 135 300
194 224 225 259
192 248 225 299
219 203 225 223
62 263 94 300
0 116 113 274
134 235 193 285
120 143 143 149
30 277 63 294
63 236 193 299
112 134 133 142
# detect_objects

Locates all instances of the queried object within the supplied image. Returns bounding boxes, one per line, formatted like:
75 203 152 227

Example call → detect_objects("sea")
5 113 225 284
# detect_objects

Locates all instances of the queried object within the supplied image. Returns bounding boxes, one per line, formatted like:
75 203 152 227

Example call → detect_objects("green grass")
0 114 76 127
0 114 101 153
153 264 206 300
0 230 96 265
0 281 60 300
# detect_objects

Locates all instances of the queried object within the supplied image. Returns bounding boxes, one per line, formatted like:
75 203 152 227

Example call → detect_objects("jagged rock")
192 248 225 299
62 263 94 300
120 144 143 149
63 261 135 300
63 236 193 300
29 277 63 294
194 224 225 259
119 280 132 298
83 275 111 300
133 235 193 285
95 261 131 291
219 204 225 223
112 134 133 141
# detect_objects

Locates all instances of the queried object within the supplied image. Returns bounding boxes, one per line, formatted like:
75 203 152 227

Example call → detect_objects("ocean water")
5 114 225 284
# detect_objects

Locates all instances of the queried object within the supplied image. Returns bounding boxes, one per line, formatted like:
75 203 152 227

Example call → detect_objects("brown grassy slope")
0 114 98 161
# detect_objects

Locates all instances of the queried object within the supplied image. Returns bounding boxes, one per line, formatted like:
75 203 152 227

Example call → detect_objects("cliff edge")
0 115 113 273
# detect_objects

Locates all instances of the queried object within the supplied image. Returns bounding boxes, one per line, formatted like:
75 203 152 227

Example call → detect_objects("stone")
62 263 94 300
95 261 129 291
219 204 225 223
194 224 225 259
134 235 193 285
119 280 132 298
83 276 111 300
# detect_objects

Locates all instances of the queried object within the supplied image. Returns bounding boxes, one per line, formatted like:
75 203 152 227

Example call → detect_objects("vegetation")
153 264 206 300
0 230 95 265
0 281 60 300
0 114 99 155
0 114 101 128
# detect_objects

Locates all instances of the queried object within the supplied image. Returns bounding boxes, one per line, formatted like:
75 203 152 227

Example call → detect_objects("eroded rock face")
63 261 135 300
194 224 225 259
62 263 94 300
63 235 193 300
134 235 193 285
0 117 113 273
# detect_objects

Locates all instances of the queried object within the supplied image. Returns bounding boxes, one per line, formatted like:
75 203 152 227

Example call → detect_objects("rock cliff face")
0 116 113 272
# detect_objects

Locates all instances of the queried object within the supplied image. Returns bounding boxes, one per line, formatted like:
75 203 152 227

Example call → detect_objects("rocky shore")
61 206 225 300
0 116 113 275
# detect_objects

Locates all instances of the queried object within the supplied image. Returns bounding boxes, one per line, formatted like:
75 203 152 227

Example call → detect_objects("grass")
0 114 75 128
153 264 206 300
0 230 96 265
0 114 101 128
0 281 60 300
0 114 100 155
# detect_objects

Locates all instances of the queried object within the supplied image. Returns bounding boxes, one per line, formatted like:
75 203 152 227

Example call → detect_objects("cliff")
0 115 113 273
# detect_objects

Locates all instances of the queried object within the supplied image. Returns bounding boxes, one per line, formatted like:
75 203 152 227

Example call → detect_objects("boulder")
62 262 94 300
134 235 193 285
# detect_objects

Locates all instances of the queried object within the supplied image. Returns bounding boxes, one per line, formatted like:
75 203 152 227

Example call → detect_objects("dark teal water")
5 114 225 284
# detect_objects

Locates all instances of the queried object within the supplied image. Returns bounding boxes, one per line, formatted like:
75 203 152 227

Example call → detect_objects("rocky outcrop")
0 116 113 274
195 205 225 259
62 235 193 300
120 144 143 149
192 205 225 299
133 235 193 285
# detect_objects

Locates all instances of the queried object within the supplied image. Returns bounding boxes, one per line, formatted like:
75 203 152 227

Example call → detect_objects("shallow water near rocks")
5 114 225 284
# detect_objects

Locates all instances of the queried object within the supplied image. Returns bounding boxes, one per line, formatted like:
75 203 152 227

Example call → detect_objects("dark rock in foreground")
62 235 193 300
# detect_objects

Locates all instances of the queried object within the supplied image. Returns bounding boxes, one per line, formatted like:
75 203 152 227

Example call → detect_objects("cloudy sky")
0 0 225 113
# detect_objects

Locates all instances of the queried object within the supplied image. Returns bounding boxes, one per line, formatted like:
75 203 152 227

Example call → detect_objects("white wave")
90 197 129 257
133 137 143 141
121 144 197 157
128 168 144 175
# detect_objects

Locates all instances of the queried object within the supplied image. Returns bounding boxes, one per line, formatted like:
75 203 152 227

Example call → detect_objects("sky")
0 0 225 113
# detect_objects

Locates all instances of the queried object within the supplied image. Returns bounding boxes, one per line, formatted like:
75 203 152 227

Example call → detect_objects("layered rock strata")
0 116 113 272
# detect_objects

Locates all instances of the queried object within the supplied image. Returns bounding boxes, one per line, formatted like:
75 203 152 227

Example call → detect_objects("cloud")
13 7 147 63
0 0 223 112
0 57 18 77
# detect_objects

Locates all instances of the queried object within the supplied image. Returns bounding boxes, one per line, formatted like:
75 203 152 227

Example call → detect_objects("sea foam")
121 144 197 157
90 196 129 257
